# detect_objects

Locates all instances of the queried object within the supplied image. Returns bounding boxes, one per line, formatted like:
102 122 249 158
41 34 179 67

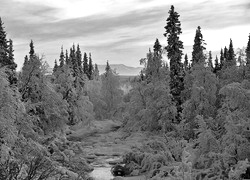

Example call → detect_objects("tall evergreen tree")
208 51 213 70
223 46 228 64
192 26 206 65
245 34 250 79
68 48 73 66
145 48 153 80
184 54 189 71
70 45 79 77
7 39 17 84
105 60 111 74
220 48 224 69
59 46 65 68
88 53 94 79
93 63 100 80
21 55 29 83
153 38 161 55
8 39 16 70
29 40 35 59
69 46 77 73
246 34 250 66
76 44 82 74
65 49 70 65
83 52 88 75
153 38 162 75
164 5 184 121
23 55 29 67
0 17 9 66
214 55 220 75
220 42 239 85
71 44 76 63
53 59 58 73
21 55 29 82
226 39 236 67
0 19 17 84
145 39 162 82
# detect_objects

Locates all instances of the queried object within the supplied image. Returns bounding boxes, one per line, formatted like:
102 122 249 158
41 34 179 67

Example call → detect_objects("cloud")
11 0 170 19
4 5 166 41
179 0 250 30
1 0 250 70
1 0 60 24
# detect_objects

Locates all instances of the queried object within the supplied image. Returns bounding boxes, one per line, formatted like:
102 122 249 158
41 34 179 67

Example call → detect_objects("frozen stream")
89 166 114 180
88 162 146 180
80 120 146 180
88 156 119 180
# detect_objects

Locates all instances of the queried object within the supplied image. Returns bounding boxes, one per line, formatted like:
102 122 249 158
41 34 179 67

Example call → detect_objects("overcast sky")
1 0 250 70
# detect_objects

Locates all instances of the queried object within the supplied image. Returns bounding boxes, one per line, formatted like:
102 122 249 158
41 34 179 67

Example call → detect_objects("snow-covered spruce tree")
164 5 184 121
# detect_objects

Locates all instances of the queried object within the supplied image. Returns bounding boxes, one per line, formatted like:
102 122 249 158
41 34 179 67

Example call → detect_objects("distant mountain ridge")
98 64 143 76
46 64 143 76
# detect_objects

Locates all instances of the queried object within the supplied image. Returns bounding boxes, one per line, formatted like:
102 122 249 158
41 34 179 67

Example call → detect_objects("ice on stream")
89 166 114 180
